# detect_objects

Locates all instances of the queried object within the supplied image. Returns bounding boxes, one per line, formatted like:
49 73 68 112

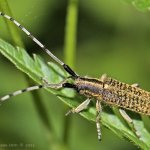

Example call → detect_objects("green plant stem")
0 0 24 47
64 0 78 68
63 0 78 144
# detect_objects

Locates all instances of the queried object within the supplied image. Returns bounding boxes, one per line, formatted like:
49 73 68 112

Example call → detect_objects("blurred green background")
0 0 150 149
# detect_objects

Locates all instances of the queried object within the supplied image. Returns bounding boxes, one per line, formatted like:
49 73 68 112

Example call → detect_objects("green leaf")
0 38 150 149
124 0 150 11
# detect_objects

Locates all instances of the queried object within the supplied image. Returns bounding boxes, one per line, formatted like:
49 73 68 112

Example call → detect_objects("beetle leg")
119 108 140 138
65 98 91 116
96 100 102 141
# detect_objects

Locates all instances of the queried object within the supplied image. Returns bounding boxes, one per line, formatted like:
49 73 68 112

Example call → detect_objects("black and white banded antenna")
0 81 67 102
0 12 78 78
0 12 78 102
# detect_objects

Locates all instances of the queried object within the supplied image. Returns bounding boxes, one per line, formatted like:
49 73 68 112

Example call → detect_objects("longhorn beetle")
0 12 150 141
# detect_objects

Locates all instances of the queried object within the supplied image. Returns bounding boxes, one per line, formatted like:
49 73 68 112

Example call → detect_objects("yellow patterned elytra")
75 76 150 115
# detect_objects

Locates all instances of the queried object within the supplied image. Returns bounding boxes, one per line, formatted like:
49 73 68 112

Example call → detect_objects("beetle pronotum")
0 12 149 141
